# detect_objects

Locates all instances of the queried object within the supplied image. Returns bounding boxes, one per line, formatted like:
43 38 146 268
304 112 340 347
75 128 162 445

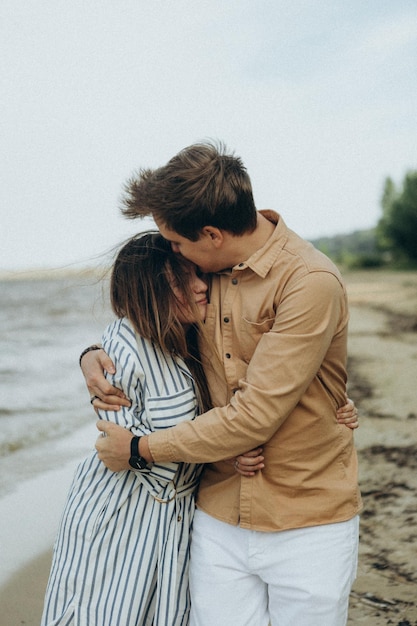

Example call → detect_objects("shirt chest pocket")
145 386 198 430
240 316 275 363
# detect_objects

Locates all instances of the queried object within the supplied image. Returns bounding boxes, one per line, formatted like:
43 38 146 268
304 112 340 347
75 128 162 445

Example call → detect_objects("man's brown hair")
121 141 257 240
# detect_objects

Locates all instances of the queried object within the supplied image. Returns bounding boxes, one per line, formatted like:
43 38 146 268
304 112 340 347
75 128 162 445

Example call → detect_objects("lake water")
0 271 115 498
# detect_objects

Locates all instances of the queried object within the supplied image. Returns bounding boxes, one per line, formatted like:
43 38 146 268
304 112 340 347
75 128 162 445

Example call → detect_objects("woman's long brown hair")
110 232 212 412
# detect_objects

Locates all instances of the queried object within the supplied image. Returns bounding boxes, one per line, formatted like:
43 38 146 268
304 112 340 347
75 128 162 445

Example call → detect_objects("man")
82 141 361 626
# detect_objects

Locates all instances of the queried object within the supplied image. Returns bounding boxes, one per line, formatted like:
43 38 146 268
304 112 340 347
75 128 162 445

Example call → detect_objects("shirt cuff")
148 429 176 463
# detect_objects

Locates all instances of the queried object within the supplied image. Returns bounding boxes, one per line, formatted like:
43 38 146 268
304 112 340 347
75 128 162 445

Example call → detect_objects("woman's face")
171 263 208 324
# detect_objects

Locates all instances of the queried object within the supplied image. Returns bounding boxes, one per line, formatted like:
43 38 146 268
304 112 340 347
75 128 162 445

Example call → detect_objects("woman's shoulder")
101 318 164 362
101 317 136 346
101 319 193 392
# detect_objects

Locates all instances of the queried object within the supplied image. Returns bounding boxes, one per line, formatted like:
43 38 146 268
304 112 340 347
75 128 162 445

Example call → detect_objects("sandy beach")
0 424 97 626
343 270 417 625
1 269 416 626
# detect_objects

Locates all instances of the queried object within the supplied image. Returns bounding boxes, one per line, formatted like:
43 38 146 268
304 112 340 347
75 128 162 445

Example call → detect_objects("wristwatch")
128 436 148 470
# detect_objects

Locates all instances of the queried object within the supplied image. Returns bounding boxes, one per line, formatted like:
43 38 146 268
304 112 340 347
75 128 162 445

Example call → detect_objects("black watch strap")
131 435 140 457
129 436 148 470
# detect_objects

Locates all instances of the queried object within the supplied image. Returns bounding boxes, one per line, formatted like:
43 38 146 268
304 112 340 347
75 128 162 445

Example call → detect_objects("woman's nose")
192 277 208 293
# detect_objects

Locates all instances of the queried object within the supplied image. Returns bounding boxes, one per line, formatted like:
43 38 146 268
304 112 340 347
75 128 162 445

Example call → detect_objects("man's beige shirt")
149 211 362 531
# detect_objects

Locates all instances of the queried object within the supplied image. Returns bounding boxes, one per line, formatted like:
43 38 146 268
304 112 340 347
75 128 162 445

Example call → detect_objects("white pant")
189 510 359 626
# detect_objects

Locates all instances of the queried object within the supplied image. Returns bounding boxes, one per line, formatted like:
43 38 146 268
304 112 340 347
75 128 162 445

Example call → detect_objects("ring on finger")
234 459 239 469
90 395 100 405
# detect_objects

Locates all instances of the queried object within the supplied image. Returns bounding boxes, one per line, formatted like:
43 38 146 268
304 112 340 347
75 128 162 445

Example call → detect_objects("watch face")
129 456 147 470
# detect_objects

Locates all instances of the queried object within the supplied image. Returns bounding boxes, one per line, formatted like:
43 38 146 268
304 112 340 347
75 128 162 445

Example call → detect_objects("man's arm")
83 345 358 426
81 348 131 411
95 420 265 476
95 396 358 471
146 271 350 463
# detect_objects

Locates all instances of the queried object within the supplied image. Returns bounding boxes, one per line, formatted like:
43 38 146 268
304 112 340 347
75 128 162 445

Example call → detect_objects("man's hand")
95 421 153 472
337 397 359 429
80 348 131 411
95 421 132 471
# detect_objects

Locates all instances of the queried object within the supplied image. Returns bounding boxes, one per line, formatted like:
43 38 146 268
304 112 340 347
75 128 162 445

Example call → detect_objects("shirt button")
225 353 231 359
231 278 238 285
223 317 229 323
177 515 182 522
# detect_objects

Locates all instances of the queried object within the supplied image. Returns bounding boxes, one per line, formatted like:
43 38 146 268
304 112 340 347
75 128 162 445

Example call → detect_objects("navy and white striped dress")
41 318 203 626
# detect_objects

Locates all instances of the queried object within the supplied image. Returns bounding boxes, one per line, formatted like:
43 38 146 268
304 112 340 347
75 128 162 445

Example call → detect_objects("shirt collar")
231 210 288 278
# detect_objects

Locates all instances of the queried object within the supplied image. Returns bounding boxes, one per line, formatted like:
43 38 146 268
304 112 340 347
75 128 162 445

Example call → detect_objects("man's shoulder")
280 226 342 280
260 210 340 272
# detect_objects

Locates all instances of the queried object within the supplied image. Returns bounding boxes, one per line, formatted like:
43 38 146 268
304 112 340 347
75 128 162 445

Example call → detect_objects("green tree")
377 171 417 264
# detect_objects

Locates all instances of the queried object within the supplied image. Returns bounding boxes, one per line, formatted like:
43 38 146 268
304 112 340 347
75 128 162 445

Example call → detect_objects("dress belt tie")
151 478 199 504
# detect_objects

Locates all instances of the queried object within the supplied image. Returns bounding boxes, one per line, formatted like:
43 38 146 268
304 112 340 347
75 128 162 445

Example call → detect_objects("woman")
41 232 262 626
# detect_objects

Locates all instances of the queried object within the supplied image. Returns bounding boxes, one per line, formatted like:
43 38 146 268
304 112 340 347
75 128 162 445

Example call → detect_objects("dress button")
225 353 231 359
231 278 238 285
223 317 229 323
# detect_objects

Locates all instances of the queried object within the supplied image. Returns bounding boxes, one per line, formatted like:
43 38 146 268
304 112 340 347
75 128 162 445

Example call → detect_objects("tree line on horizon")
312 170 417 270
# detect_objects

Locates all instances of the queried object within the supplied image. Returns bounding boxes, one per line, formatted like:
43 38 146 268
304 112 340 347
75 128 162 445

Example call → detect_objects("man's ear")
202 226 224 248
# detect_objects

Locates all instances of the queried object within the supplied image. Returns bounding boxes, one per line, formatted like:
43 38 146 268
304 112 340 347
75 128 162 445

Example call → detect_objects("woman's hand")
337 397 359 429
80 347 131 411
226 447 265 477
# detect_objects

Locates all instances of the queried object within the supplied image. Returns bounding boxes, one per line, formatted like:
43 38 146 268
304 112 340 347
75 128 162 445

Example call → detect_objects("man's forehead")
155 220 180 241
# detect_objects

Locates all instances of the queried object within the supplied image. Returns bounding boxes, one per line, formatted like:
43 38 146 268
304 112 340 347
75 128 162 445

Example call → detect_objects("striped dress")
41 318 204 626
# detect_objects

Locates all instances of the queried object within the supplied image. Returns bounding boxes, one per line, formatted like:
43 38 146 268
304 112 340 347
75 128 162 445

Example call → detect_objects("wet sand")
345 270 417 625
0 552 52 625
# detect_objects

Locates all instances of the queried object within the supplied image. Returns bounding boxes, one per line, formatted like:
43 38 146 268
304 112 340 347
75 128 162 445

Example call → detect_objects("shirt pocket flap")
145 386 197 430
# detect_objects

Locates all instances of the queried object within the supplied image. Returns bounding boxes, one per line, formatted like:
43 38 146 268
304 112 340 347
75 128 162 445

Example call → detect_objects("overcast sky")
1 0 416 271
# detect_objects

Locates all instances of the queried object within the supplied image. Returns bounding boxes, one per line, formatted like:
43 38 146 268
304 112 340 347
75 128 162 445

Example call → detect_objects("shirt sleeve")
98 319 185 482
97 319 147 435
148 270 347 463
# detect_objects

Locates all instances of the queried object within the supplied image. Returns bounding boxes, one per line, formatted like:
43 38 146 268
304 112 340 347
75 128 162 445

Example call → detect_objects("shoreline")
0 424 96 584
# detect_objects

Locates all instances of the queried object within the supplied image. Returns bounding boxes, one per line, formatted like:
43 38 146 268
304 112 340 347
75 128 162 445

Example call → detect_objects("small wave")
0 410 93 459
